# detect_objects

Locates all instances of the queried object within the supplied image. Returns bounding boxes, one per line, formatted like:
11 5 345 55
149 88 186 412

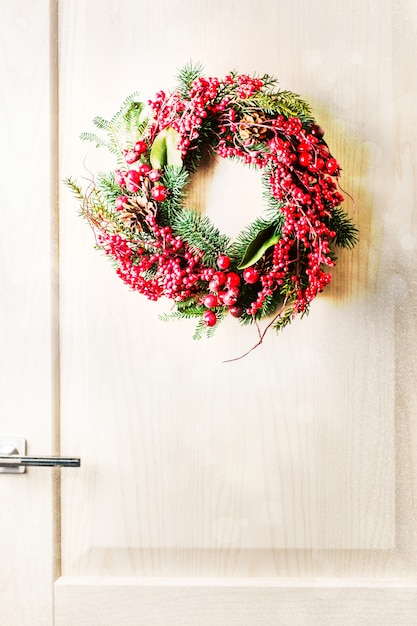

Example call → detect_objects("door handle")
0 437 80 474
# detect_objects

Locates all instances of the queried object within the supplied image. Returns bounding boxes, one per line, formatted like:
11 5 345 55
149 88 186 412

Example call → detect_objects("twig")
222 297 289 363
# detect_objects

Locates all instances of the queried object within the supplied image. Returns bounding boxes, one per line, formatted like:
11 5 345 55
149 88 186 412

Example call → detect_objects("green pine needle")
96 172 124 205
240 90 314 126
79 131 112 151
109 92 141 126
176 61 204 97
158 166 190 224
172 208 230 266
64 177 84 202
328 206 359 249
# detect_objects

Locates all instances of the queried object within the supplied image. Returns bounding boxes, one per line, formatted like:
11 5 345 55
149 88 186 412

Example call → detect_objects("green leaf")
237 224 280 269
150 127 182 169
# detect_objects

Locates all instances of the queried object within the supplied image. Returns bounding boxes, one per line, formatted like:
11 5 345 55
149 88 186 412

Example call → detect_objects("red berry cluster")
114 140 168 200
98 223 205 302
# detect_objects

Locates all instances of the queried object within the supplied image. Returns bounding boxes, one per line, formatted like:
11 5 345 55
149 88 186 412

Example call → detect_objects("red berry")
326 158 339 174
310 124 324 138
115 195 128 211
229 305 244 318
226 272 241 288
151 185 168 202
124 149 140 164
217 255 231 270
222 288 239 306
125 170 141 192
212 271 227 286
202 310 217 327
115 170 125 186
298 141 312 152
299 152 312 167
138 163 152 176
203 294 218 308
228 286 240 298
134 140 147 154
243 267 259 284
217 290 227 304
308 158 325 172
148 169 161 182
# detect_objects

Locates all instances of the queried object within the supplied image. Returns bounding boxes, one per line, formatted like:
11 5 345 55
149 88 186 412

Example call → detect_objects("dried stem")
222 296 290 363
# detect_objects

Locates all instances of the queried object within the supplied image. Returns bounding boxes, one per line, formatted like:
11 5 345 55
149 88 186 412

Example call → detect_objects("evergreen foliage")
158 166 190 225
176 61 204 97
172 208 231 266
328 206 358 249
64 176 84 203
242 91 314 126
80 93 148 165
96 172 124 206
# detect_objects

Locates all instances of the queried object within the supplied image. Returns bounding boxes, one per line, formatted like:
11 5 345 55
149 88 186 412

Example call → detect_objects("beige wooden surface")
2 0 417 624
0 1 58 624
55 578 417 626
57 1 417 622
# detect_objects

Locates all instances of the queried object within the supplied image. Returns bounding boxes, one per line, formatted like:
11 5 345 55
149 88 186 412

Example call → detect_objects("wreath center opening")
184 155 264 240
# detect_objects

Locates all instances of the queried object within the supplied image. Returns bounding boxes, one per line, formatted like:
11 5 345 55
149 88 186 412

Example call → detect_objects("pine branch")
64 177 84 202
159 306 203 322
242 90 314 125
122 100 150 140
92 116 111 131
79 131 112 151
172 208 230 266
157 166 189 224
176 61 204 97
81 94 148 166
96 172 123 206
272 304 295 332
109 92 141 126
66 177 130 239
257 73 280 91
328 206 358 249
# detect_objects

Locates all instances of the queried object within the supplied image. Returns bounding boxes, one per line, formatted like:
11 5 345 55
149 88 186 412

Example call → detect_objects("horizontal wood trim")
55 577 417 625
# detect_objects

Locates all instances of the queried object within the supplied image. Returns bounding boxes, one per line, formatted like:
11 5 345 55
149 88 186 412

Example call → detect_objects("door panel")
58 0 407 569
57 0 417 617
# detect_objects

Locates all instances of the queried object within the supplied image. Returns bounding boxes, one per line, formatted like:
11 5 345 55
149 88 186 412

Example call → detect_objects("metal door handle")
0 455 80 468
0 437 80 474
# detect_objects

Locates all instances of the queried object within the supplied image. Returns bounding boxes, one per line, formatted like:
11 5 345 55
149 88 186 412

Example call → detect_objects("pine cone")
238 112 269 142
118 195 156 233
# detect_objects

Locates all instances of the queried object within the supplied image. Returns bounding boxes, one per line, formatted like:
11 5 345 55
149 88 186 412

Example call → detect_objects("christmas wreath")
67 63 357 353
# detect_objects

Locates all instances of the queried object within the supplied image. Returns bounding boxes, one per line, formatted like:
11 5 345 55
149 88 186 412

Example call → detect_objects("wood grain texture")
0 1 59 624
55 577 417 626
57 0 417 619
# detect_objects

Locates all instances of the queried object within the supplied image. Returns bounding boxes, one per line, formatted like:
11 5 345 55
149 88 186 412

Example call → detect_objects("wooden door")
2 0 417 624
